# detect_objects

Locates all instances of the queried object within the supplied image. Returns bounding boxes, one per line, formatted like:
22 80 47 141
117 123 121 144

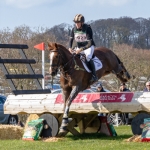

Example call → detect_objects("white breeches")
76 45 94 62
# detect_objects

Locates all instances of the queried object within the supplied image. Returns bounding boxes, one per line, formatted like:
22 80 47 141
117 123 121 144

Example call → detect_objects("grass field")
0 125 150 150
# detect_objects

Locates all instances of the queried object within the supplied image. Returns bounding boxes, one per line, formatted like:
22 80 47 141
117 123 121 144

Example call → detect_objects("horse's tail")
115 54 122 64
114 54 131 80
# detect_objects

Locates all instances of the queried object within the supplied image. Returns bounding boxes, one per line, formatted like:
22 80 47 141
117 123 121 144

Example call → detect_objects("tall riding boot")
88 59 98 82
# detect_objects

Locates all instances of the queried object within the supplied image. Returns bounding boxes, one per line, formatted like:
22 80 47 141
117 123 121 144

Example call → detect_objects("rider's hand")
76 48 83 54
69 48 73 53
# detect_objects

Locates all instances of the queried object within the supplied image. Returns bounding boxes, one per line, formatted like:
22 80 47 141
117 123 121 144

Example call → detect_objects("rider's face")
146 84 150 90
75 22 82 29
97 87 102 91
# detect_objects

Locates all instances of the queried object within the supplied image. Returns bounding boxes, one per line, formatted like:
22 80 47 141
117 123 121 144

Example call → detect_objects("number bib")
74 32 87 42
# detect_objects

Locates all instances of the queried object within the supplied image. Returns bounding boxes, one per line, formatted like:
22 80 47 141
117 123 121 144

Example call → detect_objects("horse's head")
47 42 60 76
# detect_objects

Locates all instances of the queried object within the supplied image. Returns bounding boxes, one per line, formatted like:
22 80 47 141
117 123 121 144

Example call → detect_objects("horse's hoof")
59 126 68 133
63 114 68 118
68 118 73 122
62 118 69 126
61 118 72 127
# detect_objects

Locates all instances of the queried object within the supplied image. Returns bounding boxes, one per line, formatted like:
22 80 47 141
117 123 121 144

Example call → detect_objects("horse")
47 42 130 133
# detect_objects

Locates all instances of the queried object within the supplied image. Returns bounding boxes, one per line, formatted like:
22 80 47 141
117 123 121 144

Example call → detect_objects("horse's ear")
48 42 58 50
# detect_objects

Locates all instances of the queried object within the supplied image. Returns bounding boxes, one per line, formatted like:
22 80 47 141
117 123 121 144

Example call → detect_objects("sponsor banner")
55 92 134 104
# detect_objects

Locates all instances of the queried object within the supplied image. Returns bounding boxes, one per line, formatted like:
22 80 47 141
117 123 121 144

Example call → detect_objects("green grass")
0 126 150 150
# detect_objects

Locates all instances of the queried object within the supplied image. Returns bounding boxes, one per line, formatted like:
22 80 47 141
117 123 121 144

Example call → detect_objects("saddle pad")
81 56 103 72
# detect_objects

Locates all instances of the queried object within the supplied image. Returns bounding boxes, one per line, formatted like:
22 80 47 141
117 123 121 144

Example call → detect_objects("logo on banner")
118 94 126 102
80 95 88 102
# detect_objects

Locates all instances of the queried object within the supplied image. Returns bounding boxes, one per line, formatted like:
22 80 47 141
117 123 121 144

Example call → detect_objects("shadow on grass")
66 133 132 141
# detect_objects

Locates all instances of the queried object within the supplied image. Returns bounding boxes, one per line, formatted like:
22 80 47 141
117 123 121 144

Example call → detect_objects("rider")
68 14 98 82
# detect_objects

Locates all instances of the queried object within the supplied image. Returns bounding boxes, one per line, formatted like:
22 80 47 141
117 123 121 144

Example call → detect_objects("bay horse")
47 42 130 133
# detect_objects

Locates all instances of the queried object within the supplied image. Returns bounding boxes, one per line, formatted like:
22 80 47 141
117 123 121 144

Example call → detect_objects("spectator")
143 81 150 92
96 83 106 92
119 83 130 125
97 83 107 116
119 83 130 92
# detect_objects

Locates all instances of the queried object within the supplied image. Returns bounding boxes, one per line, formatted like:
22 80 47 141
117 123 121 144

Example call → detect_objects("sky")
0 0 150 31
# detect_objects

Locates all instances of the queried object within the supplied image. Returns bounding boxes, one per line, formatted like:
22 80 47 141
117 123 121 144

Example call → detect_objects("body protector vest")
73 24 95 48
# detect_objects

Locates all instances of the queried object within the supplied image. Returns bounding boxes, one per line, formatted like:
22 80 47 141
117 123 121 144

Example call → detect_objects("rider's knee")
86 56 92 62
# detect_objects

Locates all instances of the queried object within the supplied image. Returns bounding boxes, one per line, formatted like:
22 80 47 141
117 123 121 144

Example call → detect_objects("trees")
0 25 56 92
112 44 150 91
91 17 150 49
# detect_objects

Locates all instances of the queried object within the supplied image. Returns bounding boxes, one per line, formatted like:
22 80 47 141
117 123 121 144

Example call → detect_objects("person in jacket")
97 83 107 116
143 81 150 92
119 83 130 125
119 83 130 92
96 83 106 92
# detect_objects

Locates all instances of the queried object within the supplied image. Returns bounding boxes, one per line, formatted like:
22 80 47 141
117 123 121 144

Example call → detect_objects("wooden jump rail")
0 44 50 95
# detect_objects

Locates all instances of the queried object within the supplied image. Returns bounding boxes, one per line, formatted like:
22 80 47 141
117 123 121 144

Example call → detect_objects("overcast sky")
0 0 150 30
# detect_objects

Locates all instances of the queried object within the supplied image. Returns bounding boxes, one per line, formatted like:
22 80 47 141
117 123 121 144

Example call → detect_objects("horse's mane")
57 43 72 56
57 43 68 51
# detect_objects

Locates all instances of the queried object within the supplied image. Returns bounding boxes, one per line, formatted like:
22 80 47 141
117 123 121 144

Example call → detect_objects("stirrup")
90 75 98 82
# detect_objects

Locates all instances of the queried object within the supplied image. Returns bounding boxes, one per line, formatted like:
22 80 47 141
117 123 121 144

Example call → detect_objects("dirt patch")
124 135 141 142
42 137 64 142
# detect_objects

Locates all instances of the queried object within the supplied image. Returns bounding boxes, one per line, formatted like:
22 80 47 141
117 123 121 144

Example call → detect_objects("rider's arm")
69 29 74 49
82 27 93 50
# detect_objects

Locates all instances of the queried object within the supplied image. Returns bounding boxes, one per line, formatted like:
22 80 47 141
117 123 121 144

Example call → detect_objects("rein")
72 54 85 71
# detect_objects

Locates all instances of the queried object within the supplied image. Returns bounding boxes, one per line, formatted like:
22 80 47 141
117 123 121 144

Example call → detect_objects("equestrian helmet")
73 14 85 23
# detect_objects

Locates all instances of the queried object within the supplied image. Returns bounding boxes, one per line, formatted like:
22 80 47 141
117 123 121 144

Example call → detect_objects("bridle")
49 49 74 76
49 49 85 76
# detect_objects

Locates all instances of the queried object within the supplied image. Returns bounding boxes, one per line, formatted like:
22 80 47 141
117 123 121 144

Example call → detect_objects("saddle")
78 54 103 73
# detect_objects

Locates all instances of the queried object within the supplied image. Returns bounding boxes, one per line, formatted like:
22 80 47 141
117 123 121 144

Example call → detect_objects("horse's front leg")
60 85 80 132
63 85 80 118
62 88 72 112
